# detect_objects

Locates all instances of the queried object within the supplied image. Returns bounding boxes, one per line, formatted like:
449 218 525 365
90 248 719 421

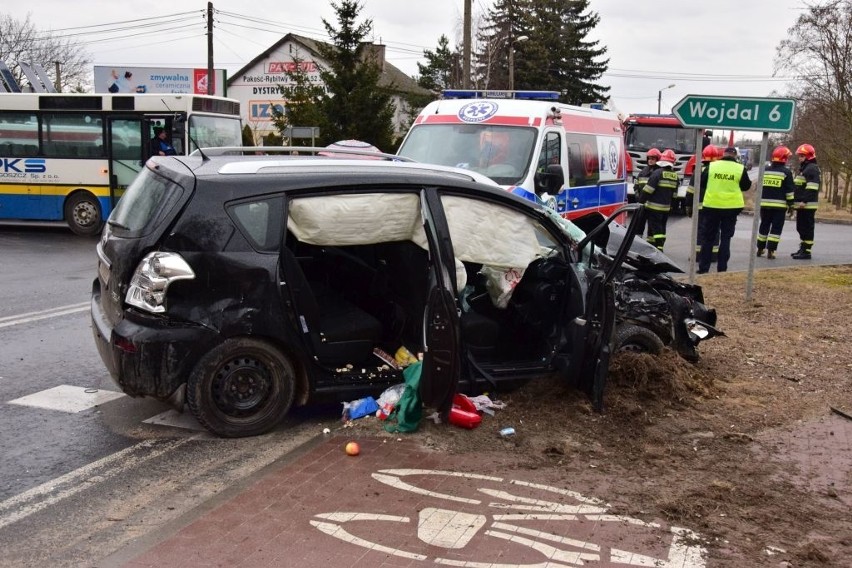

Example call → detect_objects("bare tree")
0 13 90 92
775 0 852 210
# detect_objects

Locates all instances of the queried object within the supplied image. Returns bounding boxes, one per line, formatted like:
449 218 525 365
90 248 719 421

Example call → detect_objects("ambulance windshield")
398 124 537 186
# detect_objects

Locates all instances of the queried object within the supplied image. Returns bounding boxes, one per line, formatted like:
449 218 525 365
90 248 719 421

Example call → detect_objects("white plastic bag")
376 383 406 420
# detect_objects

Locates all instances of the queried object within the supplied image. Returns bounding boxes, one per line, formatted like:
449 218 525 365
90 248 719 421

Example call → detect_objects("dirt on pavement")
347 265 852 567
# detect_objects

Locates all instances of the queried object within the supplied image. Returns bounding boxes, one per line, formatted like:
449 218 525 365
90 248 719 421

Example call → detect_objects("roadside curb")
739 209 852 225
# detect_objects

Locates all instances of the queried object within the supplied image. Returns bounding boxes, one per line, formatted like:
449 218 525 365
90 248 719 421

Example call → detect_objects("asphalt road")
0 223 335 567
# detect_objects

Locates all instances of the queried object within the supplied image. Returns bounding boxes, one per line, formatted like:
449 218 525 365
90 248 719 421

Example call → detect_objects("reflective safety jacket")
760 163 795 209
633 164 659 194
700 157 751 209
639 167 678 212
794 159 821 210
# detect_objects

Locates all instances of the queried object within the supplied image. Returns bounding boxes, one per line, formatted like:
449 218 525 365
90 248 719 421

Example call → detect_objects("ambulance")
397 90 628 220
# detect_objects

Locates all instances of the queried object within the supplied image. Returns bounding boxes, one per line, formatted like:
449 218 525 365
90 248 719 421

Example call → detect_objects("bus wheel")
65 192 102 236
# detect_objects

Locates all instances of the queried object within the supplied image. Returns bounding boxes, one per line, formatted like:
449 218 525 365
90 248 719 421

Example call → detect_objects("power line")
47 11 203 32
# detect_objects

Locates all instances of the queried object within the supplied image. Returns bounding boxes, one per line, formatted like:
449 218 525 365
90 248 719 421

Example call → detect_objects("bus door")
106 117 144 205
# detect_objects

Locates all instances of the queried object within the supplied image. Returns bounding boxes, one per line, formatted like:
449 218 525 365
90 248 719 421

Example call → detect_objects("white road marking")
491 522 601 552
318 469 709 567
143 409 206 431
0 302 89 329
418 508 486 548
8 384 125 413
0 437 193 530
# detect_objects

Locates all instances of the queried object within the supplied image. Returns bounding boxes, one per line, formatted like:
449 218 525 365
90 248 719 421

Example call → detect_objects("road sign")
672 95 796 132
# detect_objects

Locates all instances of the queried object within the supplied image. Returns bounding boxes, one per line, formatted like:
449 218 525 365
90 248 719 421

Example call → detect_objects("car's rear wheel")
614 323 665 355
65 191 102 236
187 338 295 438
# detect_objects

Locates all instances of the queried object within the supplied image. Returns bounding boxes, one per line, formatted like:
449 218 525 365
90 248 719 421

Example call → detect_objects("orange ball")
345 442 360 456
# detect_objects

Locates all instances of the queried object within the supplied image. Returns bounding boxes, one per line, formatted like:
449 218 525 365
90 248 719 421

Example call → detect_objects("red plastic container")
448 394 482 429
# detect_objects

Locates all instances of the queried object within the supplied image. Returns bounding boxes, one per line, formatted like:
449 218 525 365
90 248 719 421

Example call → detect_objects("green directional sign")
672 95 796 132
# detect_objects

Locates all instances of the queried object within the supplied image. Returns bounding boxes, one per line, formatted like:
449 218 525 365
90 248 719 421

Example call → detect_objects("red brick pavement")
107 436 710 568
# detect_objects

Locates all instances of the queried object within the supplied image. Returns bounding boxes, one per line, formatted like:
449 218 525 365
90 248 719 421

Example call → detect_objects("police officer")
637 148 678 251
686 145 722 260
756 146 795 259
791 143 820 259
697 146 751 273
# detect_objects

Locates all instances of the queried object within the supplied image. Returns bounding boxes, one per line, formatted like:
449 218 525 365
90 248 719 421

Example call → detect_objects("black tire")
613 323 665 355
187 338 296 438
64 192 102 236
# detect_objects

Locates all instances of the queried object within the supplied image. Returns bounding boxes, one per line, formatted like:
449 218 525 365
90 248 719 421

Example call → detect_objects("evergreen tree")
475 0 609 104
515 0 609 104
315 0 396 150
271 56 326 147
417 35 463 92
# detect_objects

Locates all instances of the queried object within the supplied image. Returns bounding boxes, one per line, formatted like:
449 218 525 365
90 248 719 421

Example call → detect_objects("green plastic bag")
384 361 423 433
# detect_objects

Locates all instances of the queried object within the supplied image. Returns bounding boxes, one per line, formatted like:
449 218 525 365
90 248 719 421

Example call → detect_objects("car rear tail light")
125 252 195 313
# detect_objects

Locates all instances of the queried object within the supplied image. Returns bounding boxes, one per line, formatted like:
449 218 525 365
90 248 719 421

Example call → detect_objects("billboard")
93 66 227 96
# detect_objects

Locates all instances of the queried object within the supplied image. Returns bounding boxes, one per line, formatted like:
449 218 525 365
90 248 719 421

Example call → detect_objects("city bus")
0 93 242 234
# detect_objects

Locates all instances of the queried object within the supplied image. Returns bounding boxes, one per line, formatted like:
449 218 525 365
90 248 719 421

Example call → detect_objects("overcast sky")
23 0 804 129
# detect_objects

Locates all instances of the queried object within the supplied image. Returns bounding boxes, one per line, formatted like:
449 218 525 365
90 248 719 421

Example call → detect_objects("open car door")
418 188 462 417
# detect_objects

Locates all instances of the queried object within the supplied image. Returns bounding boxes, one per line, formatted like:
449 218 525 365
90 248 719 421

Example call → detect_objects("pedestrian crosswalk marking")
8 384 125 413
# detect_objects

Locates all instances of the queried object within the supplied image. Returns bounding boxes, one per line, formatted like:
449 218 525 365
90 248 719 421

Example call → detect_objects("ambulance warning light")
442 90 560 101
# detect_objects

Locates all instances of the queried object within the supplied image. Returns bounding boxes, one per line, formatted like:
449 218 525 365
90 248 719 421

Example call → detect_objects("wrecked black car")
573 213 723 362
92 150 651 438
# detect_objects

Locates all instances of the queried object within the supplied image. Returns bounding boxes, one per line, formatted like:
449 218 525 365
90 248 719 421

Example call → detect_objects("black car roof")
153 154 537 207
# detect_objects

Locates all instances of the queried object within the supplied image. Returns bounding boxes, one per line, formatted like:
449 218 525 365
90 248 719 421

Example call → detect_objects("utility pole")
463 0 471 89
54 61 61 92
207 2 214 95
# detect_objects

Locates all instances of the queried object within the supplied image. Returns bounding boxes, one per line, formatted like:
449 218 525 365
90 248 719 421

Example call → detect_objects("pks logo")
1 158 46 173
458 102 498 123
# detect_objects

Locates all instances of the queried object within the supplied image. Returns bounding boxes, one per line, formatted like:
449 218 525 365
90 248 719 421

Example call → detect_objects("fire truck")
623 114 698 212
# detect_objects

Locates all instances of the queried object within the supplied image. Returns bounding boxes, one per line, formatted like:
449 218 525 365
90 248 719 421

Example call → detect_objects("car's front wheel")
613 323 665 355
187 338 296 438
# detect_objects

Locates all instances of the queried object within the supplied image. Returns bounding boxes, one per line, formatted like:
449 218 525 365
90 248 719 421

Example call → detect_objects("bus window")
0 112 39 156
42 113 104 158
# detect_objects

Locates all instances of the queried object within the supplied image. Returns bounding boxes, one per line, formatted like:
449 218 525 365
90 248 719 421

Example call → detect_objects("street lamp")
508 35 529 91
657 83 676 114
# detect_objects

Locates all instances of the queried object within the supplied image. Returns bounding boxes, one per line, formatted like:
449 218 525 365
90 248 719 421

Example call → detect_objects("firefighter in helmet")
637 148 678 251
756 146 795 259
791 143 820 259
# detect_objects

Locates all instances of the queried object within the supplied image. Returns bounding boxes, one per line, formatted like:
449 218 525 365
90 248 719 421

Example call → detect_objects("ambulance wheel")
614 324 664 355
65 192 102 236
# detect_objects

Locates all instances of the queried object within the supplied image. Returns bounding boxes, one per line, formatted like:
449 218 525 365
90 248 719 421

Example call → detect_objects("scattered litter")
467 394 506 416
322 427 331 435
764 545 786 556
373 348 401 370
342 397 379 421
448 394 482 429
426 411 442 424
722 432 754 443
394 346 420 368
375 383 406 420
499 427 516 437
830 406 852 421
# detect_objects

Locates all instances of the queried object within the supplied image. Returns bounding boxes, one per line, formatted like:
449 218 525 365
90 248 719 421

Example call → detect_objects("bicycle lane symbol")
310 469 707 567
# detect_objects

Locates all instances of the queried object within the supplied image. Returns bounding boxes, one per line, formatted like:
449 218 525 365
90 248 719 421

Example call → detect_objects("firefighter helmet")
771 146 792 163
702 144 720 161
657 149 677 167
647 148 662 160
795 143 816 160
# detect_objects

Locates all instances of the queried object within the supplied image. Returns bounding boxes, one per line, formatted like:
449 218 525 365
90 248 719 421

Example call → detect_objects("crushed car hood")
605 223 684 274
